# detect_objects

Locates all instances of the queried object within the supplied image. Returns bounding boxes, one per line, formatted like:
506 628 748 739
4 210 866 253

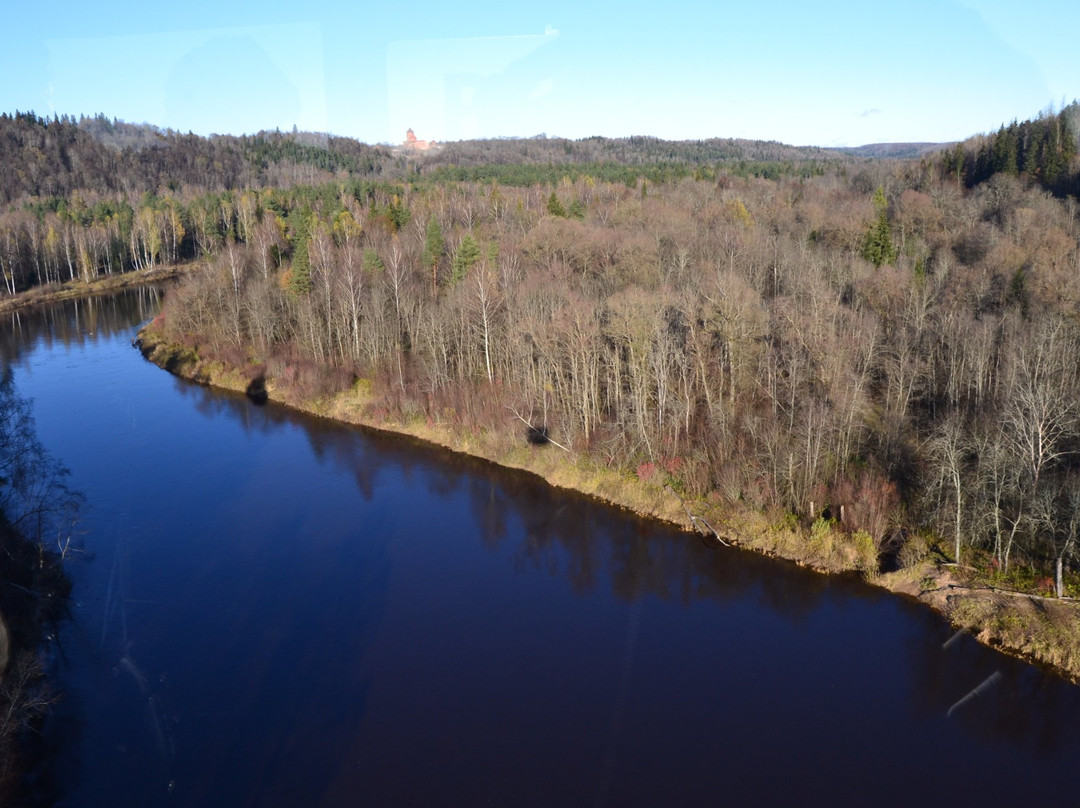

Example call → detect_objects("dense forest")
6 105 1080 598
0 112 396 205
944 103 1080 198
0 111 862 209
0 112 865 293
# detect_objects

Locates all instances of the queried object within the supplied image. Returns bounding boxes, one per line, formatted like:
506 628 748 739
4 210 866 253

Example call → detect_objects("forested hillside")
6 105 1080 600
0 112 856 209
0 112 397 205
138 107 1080 594
0 112 856 293
943 102 1080 198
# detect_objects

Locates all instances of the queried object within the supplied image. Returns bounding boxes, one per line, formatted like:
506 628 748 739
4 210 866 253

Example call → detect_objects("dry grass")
137 327 250 394
947 593 1080 682
689 506 876 575
878 561 1080 683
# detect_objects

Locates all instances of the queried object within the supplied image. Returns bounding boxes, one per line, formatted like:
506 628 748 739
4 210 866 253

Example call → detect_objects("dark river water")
4 289 1080 806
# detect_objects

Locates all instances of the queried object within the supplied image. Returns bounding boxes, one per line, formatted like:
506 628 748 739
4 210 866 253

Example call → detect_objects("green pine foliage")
947 103 1080 197
363 248 385 275
287 206 314 295
422 216 444 273
861 187 896 268
546 192 566 218
451 233 481 283
289 237 312 295
420 159 825 189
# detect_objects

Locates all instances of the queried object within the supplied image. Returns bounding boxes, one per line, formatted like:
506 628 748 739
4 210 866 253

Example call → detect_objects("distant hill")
3 109 1069 206
835 142 950 159
0 112 396 205
426 135 842 167
0 112 886 203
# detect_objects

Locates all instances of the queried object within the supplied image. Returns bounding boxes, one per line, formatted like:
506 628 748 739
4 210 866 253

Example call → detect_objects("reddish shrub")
662 456 684 475
637 461 657 481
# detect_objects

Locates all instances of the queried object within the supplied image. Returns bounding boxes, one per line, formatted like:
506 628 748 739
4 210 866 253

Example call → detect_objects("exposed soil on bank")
136 322 1080 686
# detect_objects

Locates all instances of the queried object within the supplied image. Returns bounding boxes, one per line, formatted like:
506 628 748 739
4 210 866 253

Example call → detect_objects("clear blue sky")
3 0 1077 147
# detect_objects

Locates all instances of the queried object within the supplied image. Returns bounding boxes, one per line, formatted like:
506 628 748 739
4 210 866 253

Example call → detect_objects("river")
3 289 1080 806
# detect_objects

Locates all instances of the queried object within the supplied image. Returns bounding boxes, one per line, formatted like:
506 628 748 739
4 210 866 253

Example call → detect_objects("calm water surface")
4 289 1080 806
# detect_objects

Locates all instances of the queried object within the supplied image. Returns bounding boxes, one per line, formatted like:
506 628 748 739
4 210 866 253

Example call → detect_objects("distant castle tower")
403 128 435 151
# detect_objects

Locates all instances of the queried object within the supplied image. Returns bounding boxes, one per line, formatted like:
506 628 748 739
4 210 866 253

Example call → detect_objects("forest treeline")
421 134 845 184
0 112 857 209
944 102 1080 198
0 111 859 294
7 105 1080 593
0 112 397 206
0 111 860 293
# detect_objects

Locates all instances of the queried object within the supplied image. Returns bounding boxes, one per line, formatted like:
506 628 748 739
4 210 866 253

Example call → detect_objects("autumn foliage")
6 106 1080 586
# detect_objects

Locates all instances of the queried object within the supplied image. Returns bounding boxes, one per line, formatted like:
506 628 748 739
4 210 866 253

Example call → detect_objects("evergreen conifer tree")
289 236 312 295
546 192 566 217
451 233 481 283
862 187 896 268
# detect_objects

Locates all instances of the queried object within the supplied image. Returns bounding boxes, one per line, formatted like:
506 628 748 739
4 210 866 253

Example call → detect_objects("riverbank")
135 322 1080 685
0 264 188 316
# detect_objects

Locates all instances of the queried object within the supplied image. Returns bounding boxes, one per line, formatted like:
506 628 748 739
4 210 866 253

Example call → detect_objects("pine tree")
546 192 566 218
451 233 481 284
289 236 312 295
287 207 314 296
363 248 384 275
861 187 896 268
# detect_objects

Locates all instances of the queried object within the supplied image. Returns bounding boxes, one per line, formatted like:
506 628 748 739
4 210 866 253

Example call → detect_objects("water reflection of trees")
0 286 163 366
0 365 79 804
318 425 1080 754
155 369 862 621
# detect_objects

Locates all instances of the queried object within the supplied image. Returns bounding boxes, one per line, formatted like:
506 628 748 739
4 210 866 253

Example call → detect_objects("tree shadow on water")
0 366 80 805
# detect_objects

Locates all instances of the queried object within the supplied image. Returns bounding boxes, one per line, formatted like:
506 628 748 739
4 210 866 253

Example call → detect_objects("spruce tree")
289 236 312 295
287 207 313 295
451 233 481 284
363 248 385 275
861 187 896 268
546 192 566 218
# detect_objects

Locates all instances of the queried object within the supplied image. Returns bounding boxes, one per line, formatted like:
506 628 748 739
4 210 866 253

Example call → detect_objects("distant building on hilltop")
404 128 436 152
